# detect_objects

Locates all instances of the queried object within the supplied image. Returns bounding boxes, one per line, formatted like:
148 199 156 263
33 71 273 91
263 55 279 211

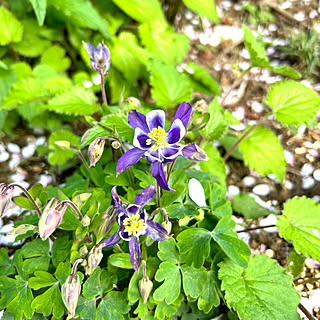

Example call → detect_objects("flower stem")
71 259 83 276
237 224 276 233
8 183 42 217
59 200 83 219
298 303 315 320
156 183 161 208
166 159 176 183
77 151 90 173
100 69 108 107
223 123 259 162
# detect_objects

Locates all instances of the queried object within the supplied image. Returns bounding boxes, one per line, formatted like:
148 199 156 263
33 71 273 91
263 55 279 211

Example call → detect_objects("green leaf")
212 216 251 268
58 191 82 230
218 255 300 320
48 0 112 41
108 253 133 269
139 21 189 66
239 125 286 181
20 239 51 274
232 193 275 219
157 238 180 264
14 196 36 210
183 0 219 22
177 229 211 268
29 0 47 25
51 234 73 267
54 262 71 284
0 248 14 276
277 196 320 260
0 7 23 45
1 78 49 110
153 261 181 304
265 80 320 126
183 62 220 95
197 271 220 313
41 45 71 72
0 66 16 105
45 86 98 116
181 265 207 298
161 183 185 208
148 59 192 108
155 300 177 319
112 0 166 24
96 291 130 320
83 267 117 299
76 296 96 320
0 275 34 320
287 248 305 278
29 271 56 289
167 203 199 219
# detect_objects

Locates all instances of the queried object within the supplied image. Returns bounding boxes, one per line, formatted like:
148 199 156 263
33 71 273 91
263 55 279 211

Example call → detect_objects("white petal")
188 178 206 207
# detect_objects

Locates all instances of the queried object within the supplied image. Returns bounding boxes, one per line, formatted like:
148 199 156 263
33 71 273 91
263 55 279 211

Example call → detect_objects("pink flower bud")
61 272 81 317
39 198 67 240
96 208 116 244
0 185 14 216
139 276 153 304
86 246 103 275
88 138 105 168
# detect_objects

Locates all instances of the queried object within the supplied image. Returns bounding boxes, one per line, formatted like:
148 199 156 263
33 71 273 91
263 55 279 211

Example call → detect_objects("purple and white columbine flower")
116 102 200 191
82 41 111 76
99 185 169 272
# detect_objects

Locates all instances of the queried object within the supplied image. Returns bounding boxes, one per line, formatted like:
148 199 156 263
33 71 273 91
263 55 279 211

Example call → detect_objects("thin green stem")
100 69 108 106
77 151 90 173
156 183 161 208
237 224 276 233
166 159 176 183
8 183 42 217
60 200 83 219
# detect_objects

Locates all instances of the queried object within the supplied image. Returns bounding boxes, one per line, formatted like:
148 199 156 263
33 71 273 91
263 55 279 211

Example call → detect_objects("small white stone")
302 176 315 189
232 107 245 121
229 123 246 131
251 101 264 113
268 24 277 32
312 195 320 202
10 173 26 182
280 1 291 9
188 178 206 207
92 74 101 85
239 61 251 70
83 80 93 88
253 184 270 196
313 169 320 181
36 136 46 146
228 185 240 197
39 174 53 187
8 154 21 170
285 180 294 190
301 163 314 176
22 144 36 158
273 39 287 46
0 223 14 234
7 143 20 153
240 48 250 59
284 150 295 166
0 152 9 162
294 11 305 22
242 176 256 187
260 214 278 233
309 149 319 157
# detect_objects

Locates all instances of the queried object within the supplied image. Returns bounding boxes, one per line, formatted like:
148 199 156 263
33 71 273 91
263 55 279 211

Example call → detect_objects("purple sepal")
129 237 141 272
135 185 155 208
116 148 145 176
162 145 181 162
167 119 185 144
101 227 121 247
146 220 169 241
182 143 198 158
151 162 174 192
128 110 149 133
173 102 192 127
146 110 165 130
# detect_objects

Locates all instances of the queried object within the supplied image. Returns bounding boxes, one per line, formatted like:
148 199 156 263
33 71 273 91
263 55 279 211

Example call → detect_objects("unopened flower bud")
86 246 103 275
39 198 67 240
10 224 37 235
161 220 172 234
139 275 153 304
79 245 88 257
126 97 141 109
54 141 71 149
111 140 121 150
81 215 91 227
88 138 105 168
61 259 82 318
190 145 208 162
0 185 14 216
194 99 208 113
96 208 116 244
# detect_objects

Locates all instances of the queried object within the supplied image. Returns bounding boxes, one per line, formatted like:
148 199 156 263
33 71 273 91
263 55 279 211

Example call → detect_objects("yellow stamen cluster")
123 213 145 237
146 126 169 151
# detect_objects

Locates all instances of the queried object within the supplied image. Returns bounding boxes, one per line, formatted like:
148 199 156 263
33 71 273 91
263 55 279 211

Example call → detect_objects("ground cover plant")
0 0 320 319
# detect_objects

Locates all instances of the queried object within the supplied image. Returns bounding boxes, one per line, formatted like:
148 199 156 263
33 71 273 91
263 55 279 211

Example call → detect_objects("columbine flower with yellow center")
116 102 202 191
99 185 169 272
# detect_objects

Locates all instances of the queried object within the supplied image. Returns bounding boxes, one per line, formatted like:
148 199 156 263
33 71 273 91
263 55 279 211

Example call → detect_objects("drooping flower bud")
81 214 91 227
126 97 141 109
162 220 172 234
86 246 103 275
194 99 208 113
96 207 116 244
0 185 14 216
139 261 153 304
38 198 67 240
82 41 111 76
111 140 121 150
61 259 82 318
88 137 105 168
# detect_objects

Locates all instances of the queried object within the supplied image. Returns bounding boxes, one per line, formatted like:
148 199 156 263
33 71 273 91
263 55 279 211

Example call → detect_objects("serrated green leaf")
155 300 177 319
161 183 185 208
0 275 34 320
287 248 305 278
48 0 112 40
128 271 142 304
0 7 23 45
183 0 219 22
76 296 96 320
96 291 130 320
29 271 57 289
54 262 71 284
269 65 301 79
277 196 320 260
157 238 180 264
232 193 275 219
218 255 300 320
177 228 211 268
265 80 320 126
153 261 181 304
29 0 47 25
148 59 192 108
181 265 207 298
239 125 286 181
45 86 98 116
1 78 49 110
0 66 16 105
41 45 71 72
112 0 166 24
108 253 133 269
167 203 199 219
139 21 189 66
52 234 73 267
212 216 251 268
0 248 14 276
197 270 220 313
